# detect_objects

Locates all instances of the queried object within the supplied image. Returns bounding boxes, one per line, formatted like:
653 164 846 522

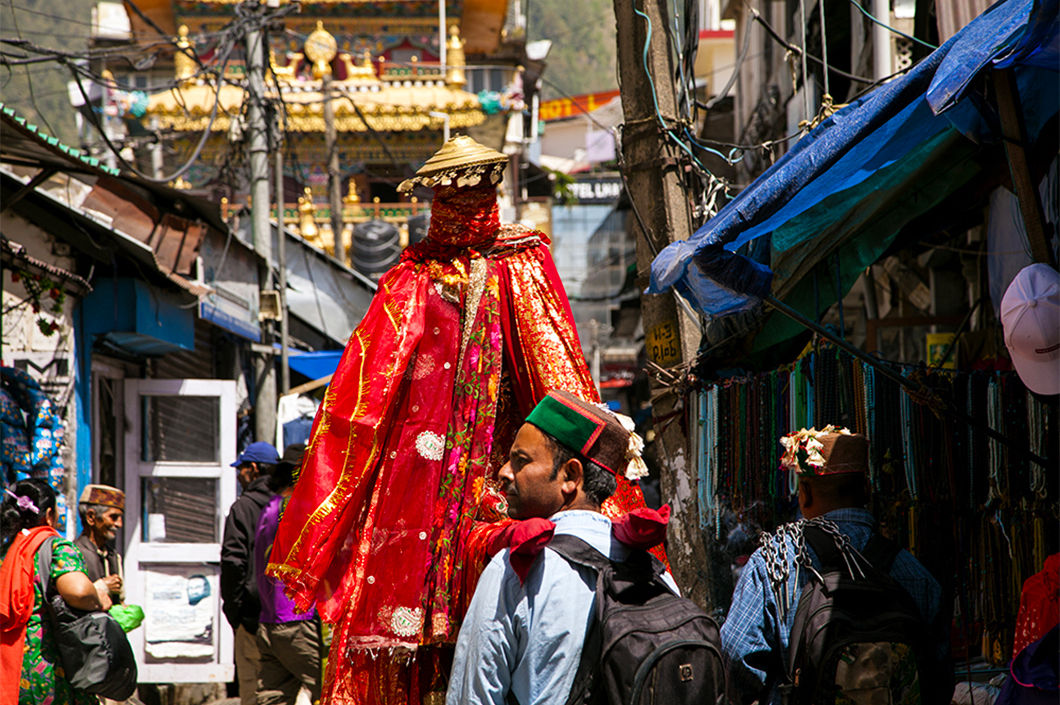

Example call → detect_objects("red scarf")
489 506 671 583
0 526 58 702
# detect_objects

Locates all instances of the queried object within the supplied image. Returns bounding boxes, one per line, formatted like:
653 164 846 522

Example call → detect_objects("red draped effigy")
268 155 662 703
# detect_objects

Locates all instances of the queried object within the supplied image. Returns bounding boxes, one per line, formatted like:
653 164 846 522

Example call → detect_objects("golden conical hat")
398 135 508 193
414 135 507 174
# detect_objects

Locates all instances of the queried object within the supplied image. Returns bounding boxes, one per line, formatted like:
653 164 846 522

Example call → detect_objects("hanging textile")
698 344 1058 666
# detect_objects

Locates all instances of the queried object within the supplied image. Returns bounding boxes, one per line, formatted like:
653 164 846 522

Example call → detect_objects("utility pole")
246 7 277 443
613 0 709 607
275 116 290 395
307 21 344 264
324 76 344 263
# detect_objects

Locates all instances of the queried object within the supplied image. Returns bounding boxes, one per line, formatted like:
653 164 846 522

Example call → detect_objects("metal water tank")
351 220 400 277
407 213 430 246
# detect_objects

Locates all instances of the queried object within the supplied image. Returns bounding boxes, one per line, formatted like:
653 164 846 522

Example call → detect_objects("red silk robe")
268 186 658 703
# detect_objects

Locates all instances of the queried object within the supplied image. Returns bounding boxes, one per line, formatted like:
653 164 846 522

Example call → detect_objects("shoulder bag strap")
545 534 612 572
801 524 845 573
859 532 901 574
547 534 608 705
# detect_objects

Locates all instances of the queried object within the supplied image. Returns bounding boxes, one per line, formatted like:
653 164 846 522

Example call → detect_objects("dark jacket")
73 533 122 602
221 476 273 632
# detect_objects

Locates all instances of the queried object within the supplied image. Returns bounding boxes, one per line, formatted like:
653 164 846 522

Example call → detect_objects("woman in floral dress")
0 479 109 705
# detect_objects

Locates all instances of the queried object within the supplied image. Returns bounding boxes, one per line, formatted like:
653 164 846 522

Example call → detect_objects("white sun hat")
1000 263 1060 395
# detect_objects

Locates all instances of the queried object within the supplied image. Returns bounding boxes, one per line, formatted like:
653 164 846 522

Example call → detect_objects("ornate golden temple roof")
145 81 485 133
144 23 486 133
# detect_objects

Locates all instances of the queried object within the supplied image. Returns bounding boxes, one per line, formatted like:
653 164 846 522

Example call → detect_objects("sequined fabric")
268 185 660 704
422 183 499 249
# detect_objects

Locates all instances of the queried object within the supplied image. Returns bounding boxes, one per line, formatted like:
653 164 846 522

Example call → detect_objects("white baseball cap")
1001 263 1060 395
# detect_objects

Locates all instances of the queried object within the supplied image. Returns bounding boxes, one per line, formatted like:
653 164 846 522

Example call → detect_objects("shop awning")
648 0 1058 351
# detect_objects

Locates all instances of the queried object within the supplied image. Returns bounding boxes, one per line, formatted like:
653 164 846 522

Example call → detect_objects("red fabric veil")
267 184 659 703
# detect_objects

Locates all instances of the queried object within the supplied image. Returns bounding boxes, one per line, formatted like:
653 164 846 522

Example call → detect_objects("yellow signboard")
646 321 682 367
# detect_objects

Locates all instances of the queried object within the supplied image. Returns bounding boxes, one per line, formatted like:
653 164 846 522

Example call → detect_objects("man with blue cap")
222 441 279 705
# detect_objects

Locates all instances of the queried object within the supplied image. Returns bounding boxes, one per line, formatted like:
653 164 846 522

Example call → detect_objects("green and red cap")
525 390 648 480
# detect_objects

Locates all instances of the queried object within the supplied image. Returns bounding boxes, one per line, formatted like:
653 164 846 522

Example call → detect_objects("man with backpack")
721 426 952 705
448 390 722 705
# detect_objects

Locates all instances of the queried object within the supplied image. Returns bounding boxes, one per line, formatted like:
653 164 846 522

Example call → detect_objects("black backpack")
36 538 138 700
547 534 725 705
782 524 926 705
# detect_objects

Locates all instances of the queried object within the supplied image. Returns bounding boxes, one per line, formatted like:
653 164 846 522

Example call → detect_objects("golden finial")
171 175 191 190
305 21 337 80
298 187 319 240
175 25 196 84
446 24 465 87
343 180 360 205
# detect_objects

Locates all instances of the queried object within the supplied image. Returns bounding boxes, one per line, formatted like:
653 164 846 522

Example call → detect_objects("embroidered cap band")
78 484 125 510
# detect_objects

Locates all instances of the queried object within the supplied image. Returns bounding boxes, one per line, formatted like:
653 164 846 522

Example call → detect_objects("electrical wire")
632 3 739 173
703 14 754 111
847 0 937 49
124 0 208 72
819 0 831 97
0 0 58 136
62 14 243 182
799 0 811 118
751 9 879 85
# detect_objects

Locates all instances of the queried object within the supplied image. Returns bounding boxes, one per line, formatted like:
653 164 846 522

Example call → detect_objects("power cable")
819 0 831 98
123 0 207 72
847 0 937 49
334 93 407 176
1 0 58 136
64 0 298 183
703 14 754 111
62 19 241 182
751 9 878 84
632 3 739 171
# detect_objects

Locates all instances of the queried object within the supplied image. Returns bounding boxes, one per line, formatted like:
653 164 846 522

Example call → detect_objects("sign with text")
646 320 682 367
558 176 624 204
540 90 622 122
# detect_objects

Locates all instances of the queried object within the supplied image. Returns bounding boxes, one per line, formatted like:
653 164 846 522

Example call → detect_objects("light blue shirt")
447 510 678 705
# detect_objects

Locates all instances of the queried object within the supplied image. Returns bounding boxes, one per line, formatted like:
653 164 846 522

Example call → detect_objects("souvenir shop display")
1 366 68 530
693 344 1057 665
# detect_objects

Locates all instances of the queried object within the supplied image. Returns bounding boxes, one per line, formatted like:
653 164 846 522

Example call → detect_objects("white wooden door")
123 379 236 683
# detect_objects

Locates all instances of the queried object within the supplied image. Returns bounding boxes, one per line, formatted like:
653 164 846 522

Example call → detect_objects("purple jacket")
255 494 316 624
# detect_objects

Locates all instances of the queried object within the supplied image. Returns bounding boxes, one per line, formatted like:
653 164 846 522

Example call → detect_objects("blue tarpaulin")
287 350 343 380
648 0 1058 351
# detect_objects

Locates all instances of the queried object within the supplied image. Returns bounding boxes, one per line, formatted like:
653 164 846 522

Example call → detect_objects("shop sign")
559 177 623 204
646 320 682 367
539 90 622 122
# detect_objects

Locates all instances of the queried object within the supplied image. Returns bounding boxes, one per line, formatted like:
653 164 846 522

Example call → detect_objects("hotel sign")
557 176 624 204
539 90 622 122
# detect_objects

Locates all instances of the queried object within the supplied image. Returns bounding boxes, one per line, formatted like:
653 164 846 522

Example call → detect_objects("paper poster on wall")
142 565 216 659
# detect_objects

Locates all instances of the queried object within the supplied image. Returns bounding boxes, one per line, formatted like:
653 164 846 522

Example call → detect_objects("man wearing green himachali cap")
447 390 675 705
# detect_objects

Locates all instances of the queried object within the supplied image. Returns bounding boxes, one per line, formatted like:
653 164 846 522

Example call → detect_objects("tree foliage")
528 0 618 101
